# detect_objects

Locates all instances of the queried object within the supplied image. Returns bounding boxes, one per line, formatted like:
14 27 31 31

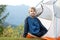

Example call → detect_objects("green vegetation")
0 37 42 40
0 5 9 36
3 25 24 37
0 25 42 40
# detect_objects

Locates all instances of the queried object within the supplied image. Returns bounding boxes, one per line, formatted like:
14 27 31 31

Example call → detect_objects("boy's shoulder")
25 16 29 19
25 16 31 19
25 16 39 20
25 16 30 21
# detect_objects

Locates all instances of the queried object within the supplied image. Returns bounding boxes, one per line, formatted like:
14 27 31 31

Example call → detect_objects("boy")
23 5 48 38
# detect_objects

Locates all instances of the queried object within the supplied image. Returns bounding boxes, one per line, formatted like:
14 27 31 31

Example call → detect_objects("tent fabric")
37 0 60 38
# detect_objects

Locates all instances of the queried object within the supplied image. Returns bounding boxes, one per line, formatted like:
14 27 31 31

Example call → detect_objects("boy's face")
29 9 36 17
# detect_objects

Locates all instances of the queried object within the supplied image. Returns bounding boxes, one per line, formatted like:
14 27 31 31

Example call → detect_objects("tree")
0 5 9 36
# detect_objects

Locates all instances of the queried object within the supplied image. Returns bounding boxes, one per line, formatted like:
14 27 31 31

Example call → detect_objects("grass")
0 37 42 40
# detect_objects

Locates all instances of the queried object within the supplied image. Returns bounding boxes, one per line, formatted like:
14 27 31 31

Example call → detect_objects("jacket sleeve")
23 17 29 38
37 18 48 36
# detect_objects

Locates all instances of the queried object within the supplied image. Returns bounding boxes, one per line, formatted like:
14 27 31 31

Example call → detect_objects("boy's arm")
36 4 43 17
23 18 29 38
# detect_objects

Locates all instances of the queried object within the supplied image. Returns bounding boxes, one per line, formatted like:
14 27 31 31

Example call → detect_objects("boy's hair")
29 7 36 12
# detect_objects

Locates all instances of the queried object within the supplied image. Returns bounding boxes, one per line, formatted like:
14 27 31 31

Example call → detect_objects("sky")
0 0 56 7
0 0 42 7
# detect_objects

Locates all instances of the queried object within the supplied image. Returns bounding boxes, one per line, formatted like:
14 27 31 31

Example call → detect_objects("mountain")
5 5 29 25
3 22 17 27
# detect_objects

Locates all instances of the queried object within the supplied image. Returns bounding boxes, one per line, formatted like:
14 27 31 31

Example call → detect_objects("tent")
36 0 60 40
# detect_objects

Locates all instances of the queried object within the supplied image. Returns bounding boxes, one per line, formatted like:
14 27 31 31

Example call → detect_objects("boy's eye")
30 10 33 12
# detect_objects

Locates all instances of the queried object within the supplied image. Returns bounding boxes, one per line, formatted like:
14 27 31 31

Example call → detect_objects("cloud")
0 0 42 7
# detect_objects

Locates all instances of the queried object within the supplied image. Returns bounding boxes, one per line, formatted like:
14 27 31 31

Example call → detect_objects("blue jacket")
23 16 48 37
